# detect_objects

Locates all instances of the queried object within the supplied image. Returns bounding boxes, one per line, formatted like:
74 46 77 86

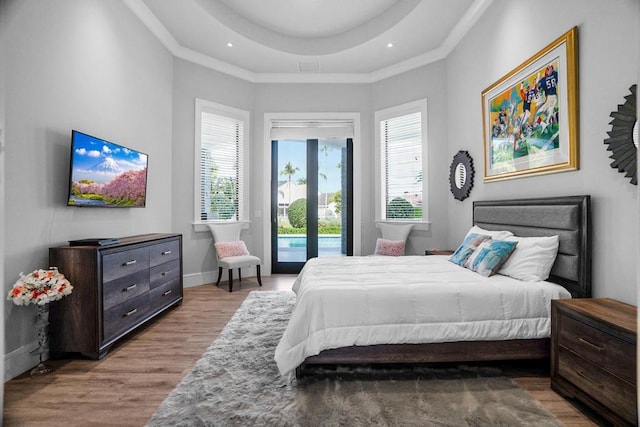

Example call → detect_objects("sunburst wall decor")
604 84 637 185
449 151 474 201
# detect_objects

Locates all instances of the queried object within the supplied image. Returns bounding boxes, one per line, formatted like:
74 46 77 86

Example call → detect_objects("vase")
30 303 53 376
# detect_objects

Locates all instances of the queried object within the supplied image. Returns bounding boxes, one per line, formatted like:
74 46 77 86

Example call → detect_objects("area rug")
147 291 560 426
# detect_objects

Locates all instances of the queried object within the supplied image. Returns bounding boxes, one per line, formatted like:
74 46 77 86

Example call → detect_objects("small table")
424 249 454 256
551 298 637 426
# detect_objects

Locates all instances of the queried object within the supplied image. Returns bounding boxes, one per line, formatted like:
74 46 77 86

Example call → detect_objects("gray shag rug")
148 291 560 426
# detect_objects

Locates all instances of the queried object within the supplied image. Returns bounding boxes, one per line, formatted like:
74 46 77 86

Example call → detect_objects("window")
375 99 428 223
195 99 249 222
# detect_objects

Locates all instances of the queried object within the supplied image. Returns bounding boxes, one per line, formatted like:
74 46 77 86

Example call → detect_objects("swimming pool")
278 235 342 248
277 234 344 261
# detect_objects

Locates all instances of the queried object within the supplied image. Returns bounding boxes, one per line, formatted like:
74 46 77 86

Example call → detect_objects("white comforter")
274 255 572 376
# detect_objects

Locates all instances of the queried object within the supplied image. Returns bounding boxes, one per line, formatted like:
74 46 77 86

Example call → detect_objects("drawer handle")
123 284 137 292
161 250 172 255
161 270 171 276
162 289 173 296
576 370 604 389
123 260 137 266
579 337 604 352
124 308 138 317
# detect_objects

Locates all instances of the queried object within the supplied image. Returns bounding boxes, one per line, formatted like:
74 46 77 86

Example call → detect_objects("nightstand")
424 249 454 256
551 298 637 426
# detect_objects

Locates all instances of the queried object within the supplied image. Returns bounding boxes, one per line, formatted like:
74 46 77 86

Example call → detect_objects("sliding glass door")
271 138 352 274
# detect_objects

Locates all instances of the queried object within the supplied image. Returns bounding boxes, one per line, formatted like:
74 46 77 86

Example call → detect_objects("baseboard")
183 271 216 288
4 271 264 380
182 266 262 288
4 342 44 382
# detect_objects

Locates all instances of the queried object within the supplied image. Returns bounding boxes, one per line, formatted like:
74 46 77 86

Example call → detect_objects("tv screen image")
67 130 148 207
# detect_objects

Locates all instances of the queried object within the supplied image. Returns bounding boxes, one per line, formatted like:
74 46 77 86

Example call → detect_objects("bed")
274 196 591 378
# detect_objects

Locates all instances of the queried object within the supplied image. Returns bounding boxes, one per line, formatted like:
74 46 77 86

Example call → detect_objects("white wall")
445 0 639 304
0 0 7 408
171 58 254 286
164 0 639 302
253 83 372 262
371 60 450 254
3 0 174 379
4 0 639 381
171 62 373 283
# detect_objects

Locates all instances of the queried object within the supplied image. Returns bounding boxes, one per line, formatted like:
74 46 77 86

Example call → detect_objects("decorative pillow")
448 233 491 266
374 238 405 256
497 235 559 281
464 239 518 277
465 225 514 241
214 241 249 259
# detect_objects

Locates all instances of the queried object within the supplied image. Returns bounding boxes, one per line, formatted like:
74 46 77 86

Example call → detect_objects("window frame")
193 98 250 229
374 99 429 229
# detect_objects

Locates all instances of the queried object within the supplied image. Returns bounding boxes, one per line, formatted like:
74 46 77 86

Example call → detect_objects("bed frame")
296 195 591 376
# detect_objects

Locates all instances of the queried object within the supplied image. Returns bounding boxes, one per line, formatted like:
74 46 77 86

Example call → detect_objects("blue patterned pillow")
464 239 518 277
448 233 491 266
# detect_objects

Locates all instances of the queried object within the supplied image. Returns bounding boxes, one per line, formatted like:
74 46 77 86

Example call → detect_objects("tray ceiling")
125 0 493 83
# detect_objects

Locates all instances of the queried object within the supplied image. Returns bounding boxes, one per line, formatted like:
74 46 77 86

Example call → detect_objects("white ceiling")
124 0 493 83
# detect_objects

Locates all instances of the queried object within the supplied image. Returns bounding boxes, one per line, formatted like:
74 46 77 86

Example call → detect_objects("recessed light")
226 42 233 48
387 43 394 48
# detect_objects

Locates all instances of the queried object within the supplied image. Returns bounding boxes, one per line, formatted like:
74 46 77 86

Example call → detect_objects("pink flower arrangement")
6 268 73 306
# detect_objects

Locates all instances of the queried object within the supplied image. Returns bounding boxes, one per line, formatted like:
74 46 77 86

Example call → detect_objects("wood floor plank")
4 275 599 426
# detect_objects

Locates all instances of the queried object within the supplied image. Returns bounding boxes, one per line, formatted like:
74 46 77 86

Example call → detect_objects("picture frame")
481 27 579 182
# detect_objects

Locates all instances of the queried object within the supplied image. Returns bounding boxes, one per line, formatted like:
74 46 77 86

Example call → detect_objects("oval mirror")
455 163 466 189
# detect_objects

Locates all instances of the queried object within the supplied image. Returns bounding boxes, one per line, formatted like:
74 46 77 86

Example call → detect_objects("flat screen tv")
67 130 148 207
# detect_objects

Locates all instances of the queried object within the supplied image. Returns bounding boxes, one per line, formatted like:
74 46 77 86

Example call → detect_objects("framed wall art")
481 27 579 182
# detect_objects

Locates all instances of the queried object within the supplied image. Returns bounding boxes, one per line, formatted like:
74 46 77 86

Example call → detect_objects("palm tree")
320 144 332 216
280 161 299 211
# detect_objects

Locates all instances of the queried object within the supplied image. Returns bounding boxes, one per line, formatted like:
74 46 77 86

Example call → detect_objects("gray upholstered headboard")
473 195 591 298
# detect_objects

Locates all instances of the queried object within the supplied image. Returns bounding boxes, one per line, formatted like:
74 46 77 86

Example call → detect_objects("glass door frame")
271 138 353 274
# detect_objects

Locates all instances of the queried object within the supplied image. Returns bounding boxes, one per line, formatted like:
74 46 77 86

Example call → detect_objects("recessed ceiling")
125 0 493 83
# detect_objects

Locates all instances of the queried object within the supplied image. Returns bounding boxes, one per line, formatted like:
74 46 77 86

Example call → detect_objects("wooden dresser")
49 233 183 359
551 298 637 426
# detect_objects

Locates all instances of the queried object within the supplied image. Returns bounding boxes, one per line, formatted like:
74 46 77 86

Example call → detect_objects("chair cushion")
215 241 249 259
217 254 262 269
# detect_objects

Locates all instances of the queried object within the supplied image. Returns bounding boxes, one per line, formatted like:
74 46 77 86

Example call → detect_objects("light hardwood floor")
4 275 598 426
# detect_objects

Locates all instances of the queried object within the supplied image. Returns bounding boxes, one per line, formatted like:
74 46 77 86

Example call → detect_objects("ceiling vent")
297 61 320 73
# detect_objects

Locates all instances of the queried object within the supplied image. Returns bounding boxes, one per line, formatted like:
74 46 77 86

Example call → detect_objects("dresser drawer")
150 239 180 267
103 269 150 311
102 247 149 282
558 346 637 423
559 314 635 384
150 258 181 289
150 278 181 311
49 234 183 360
103 293 150 342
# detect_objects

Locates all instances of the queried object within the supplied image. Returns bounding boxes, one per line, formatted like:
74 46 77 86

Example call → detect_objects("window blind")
200 111 244 221
270 119 354 139
380 111 422 220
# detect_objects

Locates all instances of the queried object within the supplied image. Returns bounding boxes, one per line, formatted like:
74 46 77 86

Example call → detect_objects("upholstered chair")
207 223 262 292
374 223 414 256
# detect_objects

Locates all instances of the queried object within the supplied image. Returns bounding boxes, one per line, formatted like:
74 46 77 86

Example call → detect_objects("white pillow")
377 223 414 242
465 225 513 240
497 235 560 281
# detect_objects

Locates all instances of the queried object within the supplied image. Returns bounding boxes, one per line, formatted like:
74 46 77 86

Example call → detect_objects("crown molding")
123 0 493 84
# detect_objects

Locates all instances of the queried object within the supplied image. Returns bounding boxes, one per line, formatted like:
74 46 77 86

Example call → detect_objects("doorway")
271 138 353 274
